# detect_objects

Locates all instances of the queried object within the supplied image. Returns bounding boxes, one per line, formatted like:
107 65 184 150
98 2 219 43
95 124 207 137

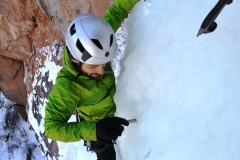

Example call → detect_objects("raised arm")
104 0 139 32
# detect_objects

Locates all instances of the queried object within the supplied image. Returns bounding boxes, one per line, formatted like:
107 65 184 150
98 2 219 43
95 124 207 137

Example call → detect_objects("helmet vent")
76 39 85 53
91 39 103 49
76 39 92 62
70 24 76 36
110 34 113 47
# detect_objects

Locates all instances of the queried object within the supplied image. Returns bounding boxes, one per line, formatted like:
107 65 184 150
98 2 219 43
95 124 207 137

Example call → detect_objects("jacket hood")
61 46 80 77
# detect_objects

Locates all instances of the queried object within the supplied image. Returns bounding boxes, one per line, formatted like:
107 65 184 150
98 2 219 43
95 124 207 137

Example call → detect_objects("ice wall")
115 0 240 159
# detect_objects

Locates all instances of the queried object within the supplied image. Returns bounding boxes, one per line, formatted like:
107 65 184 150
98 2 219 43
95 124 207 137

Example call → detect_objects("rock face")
36 0 113 34
0 0 60 105
0 0 113 158
0 55 26 106
0 0 38 60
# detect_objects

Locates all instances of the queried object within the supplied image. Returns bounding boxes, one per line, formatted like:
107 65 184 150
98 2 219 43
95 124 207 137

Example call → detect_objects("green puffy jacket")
44 0 139 142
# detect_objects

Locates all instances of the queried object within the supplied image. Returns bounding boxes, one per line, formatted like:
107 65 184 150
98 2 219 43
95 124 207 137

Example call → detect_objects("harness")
84 139 116 154
75 111 116 153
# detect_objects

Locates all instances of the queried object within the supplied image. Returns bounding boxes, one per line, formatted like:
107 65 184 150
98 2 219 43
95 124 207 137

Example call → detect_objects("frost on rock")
0 92 44 160
28 40 63 159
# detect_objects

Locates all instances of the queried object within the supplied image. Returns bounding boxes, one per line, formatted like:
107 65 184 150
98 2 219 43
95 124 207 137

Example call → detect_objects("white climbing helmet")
65 13 117 65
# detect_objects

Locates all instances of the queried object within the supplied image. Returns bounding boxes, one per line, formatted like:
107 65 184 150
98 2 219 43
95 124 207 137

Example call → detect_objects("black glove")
96 117 129 141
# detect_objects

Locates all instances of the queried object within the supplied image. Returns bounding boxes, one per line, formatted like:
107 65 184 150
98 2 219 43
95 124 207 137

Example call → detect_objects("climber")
44 0 139 159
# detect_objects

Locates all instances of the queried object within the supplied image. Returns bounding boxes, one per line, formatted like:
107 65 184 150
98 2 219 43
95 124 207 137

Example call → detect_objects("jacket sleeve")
44 78 97 142
103 0 139 32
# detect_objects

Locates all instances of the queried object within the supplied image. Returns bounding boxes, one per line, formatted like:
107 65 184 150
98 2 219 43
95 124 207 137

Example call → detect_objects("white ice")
114 0 240 160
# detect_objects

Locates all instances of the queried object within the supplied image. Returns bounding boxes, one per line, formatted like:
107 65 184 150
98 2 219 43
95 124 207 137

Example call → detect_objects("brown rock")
37 0 113 34
14 104 28 121
0 55 20 81
49 140 59 158
0 55 27 105
0 0 39 60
